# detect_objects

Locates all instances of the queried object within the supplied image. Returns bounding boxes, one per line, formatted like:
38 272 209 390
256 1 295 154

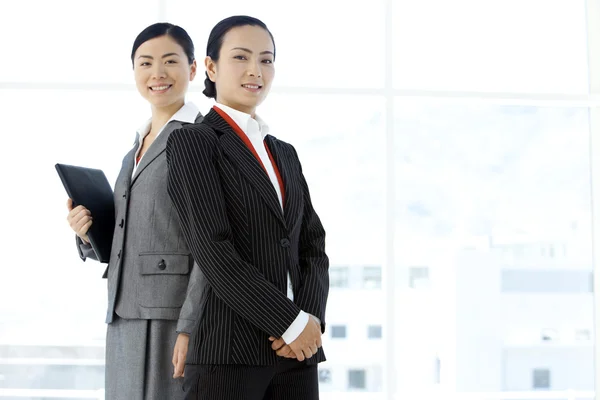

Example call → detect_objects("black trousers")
182 358 319 400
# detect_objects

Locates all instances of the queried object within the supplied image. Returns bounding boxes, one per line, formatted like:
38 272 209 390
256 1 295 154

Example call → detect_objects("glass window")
409 266 430 289
1 1 597 398
0 1 158 83
363 266 382 289
393 0 588 93
259 94 386 269
394 100 594 392
330 266 350 288
348 369 367 390
331 326 347 339
0 89 150 393
532 368 551 389
368 325 383 339
540 328 559 342
166 0 386 89
575 329 591 341
318 368 332 384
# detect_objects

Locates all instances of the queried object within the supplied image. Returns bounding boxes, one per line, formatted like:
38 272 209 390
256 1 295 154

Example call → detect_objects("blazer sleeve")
76 235 98 262
176 261 208 334
289 145 329 333
166 127 302 339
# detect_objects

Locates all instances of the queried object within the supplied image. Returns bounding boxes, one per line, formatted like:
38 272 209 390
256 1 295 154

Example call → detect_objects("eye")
262 59 273 64
166 59 178 64
233 55 247 60
140 62 151 67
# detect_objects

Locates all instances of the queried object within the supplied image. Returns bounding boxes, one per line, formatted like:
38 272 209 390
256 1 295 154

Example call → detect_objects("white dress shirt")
133 102 200 176
215 103 310 344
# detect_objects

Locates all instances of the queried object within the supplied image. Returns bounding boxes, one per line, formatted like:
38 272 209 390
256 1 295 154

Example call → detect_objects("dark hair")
131 22 195 66
203 15 276 98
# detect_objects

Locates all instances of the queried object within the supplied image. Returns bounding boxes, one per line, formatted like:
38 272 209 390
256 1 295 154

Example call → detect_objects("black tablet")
55 163 115 263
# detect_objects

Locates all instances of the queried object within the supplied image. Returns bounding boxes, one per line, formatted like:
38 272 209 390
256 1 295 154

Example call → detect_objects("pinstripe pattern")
166 109 329 366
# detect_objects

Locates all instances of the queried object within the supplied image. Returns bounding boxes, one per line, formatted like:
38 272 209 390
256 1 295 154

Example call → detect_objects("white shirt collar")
136 101 200 141
215 103 270 139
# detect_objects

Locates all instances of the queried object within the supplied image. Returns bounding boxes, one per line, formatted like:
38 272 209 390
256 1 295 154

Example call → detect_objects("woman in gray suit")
65 23 206 400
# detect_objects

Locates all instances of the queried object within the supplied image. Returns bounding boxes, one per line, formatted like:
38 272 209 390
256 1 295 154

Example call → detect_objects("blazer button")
119 219 124 228
280 238 291 248
122 191 127 199
158 260 167 270
117 250 122 259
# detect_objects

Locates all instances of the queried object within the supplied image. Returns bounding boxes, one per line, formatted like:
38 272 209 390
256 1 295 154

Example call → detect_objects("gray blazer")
77 114 207 333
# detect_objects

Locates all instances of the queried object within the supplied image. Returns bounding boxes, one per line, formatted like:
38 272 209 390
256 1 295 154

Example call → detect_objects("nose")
247 60 262 78
152 63 167 79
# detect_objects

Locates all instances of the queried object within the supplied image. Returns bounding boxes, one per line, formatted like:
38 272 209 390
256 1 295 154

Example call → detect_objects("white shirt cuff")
281 310 309 344
310 314 321 325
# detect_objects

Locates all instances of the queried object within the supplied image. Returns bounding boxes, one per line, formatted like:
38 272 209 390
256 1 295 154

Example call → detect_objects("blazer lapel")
205 110 286 227
265 136 302 229
118 138 138 190
130 120 184 186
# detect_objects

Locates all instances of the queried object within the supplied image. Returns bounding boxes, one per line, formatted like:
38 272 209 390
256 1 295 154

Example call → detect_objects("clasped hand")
268 317 321 362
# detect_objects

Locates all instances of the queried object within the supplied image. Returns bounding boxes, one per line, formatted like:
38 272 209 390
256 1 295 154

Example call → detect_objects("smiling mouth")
242 84 262 90
150 84 172 91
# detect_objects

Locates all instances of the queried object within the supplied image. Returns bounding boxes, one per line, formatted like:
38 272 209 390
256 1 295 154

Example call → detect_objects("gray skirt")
105 316 183 400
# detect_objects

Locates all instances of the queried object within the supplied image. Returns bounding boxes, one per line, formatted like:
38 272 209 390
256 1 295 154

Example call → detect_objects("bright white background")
1 0 600 399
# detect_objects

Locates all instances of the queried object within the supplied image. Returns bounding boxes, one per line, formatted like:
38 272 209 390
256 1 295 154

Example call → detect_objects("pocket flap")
138 253 191 275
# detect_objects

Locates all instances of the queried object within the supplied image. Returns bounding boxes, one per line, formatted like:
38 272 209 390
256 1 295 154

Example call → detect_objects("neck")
217 98 256 118
150 100 184 135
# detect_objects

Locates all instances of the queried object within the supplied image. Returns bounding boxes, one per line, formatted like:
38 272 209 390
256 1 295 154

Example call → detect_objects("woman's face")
133 35 196 110
206 25 275 116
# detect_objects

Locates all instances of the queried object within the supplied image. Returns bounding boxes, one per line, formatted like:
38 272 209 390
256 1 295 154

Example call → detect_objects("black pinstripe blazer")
166 108 329 366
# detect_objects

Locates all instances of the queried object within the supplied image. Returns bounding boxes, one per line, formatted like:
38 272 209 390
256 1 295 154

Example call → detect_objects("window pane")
363 266 382 289
0 89 152 392
319 368 332 384
330 266 350 288
532 368 551 389
368 325 383 339
166 0 386 89
1 1 158 83
502 270 592 293
331 326 347 339
348 369 367 390
259 94 386 269
0 364 104 389
409 266 430 289
393 0 588 93
394 100 594 394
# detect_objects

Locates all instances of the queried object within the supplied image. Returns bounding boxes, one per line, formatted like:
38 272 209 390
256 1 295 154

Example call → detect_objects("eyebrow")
230 47 274 56
137 52 181 60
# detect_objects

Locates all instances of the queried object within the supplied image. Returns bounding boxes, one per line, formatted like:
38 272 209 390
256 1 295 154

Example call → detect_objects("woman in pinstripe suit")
166 15 330 400
65 23 207 399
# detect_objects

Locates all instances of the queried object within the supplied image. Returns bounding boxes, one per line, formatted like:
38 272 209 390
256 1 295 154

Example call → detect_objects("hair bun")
203 73 217 98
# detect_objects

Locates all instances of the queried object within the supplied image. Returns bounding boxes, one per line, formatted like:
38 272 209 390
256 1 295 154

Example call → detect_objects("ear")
189 59 198 81
205 56 217 82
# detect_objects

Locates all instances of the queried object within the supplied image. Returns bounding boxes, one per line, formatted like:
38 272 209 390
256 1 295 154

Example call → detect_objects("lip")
241 83 262 93
149 84 173 94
